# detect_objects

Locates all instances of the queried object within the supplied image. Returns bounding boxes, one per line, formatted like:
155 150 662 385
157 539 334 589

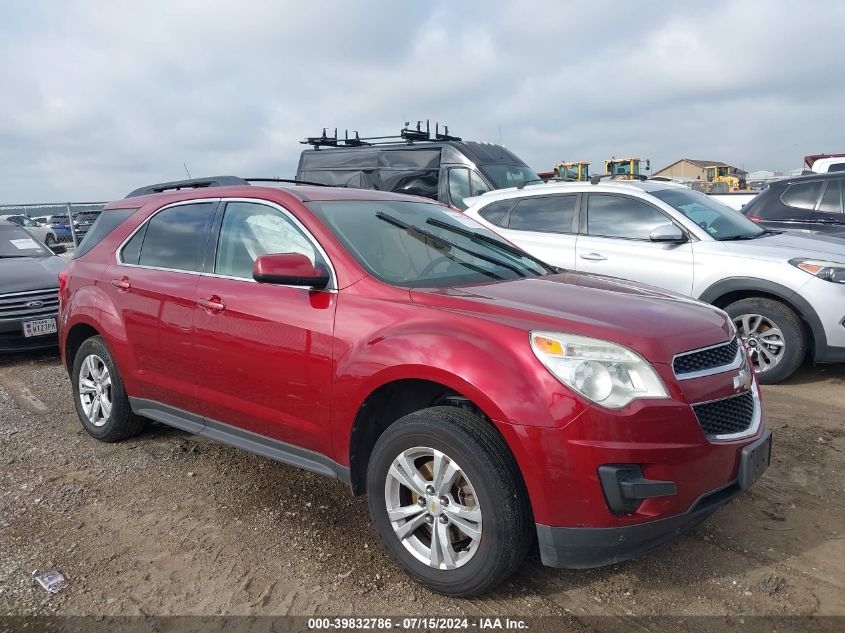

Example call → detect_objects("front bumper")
0 314 60 353
536 429 772 568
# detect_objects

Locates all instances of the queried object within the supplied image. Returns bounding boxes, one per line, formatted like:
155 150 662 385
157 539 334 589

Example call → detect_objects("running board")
129 397 350 484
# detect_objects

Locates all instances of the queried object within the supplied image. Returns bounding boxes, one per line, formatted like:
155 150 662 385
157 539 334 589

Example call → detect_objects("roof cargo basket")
301 120 461 149
125 176 248 198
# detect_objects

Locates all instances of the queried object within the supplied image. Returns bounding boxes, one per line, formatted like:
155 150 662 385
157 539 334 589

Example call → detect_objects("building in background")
653 158 747 182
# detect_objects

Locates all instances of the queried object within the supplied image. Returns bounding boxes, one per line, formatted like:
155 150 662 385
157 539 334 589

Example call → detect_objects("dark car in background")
296 123 541 210
741 172 845 237
73 210 102 240
0 222 66 352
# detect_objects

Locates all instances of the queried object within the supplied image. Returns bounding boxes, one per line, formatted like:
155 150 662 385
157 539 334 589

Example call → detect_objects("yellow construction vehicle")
702 165 747 192
604 157 650 179
553 161 590 181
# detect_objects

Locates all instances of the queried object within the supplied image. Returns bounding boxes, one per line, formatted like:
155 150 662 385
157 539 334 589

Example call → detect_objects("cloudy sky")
1 0 843 203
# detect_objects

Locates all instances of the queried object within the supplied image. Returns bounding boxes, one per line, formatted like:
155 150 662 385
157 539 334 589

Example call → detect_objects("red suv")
59 176 771 596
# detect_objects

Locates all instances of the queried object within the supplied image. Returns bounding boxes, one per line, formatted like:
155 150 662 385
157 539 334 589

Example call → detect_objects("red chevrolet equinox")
59 176 772 596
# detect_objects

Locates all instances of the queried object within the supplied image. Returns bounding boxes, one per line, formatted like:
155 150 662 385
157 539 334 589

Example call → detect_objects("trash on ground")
33 570 68 593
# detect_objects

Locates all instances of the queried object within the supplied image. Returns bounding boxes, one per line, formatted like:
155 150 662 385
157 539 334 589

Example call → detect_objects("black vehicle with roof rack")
295 121 542 210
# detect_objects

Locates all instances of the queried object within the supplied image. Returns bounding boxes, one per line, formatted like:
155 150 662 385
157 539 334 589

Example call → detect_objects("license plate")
22 318 57 338
738 430 772 489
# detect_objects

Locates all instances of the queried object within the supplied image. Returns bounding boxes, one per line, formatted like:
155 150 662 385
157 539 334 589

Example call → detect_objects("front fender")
330 315 587 461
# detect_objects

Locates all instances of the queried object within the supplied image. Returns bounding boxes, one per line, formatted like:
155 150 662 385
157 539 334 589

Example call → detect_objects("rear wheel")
71 336 145 442
366 407 532 596
45 233 55 246
725 297 806 384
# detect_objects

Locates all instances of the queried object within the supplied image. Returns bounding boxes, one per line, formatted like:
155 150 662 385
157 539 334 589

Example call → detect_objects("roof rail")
589 173 649 185
125 176 248 198
244 177 335 187
301 120 461 150
125 176 341 198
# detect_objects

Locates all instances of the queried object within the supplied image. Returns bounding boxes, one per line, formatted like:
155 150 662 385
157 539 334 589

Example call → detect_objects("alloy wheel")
78 354 113 427
734 313 785 373
384 447 482 570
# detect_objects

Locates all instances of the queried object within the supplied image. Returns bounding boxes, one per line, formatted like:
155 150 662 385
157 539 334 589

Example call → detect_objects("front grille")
0 288 60 320
692 390 755 438
673 338 739 377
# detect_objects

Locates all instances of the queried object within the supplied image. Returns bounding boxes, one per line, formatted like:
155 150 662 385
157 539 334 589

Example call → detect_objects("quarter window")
478 199 514 227
508 196 576 233
215 202 322 280
136 203 216 272
120 226 145 265
587 194 671 240
781 181 823 210
818 180 843 214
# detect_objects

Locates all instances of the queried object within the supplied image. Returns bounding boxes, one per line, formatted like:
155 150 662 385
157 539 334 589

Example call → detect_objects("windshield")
308 200 554 288
479 164 542 189
651 188 765 240
0 224 50 257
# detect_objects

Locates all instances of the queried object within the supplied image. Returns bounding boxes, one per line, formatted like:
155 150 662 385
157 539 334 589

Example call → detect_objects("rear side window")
781 181 823 210
508 195 576 233
587 194 670 240
478 199 514 227
74 209 135 259
828 163 845 173
134 203 216 272
818 180 843 214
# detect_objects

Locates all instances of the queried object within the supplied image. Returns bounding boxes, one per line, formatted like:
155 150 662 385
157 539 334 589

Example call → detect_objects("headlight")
530 332 668 409
789 258 845 283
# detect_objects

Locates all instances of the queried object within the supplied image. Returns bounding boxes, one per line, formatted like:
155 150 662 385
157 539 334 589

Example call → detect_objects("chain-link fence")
0 202 106 248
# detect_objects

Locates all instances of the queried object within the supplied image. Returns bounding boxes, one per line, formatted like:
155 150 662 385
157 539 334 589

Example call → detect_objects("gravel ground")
0 350 843 624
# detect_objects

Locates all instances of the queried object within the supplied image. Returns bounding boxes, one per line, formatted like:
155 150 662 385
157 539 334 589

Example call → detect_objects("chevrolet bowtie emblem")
733 368 753 390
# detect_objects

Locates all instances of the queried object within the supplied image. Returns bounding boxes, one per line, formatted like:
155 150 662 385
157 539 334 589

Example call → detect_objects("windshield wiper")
718 229 779 241
425 218 557 273
375 213 523 279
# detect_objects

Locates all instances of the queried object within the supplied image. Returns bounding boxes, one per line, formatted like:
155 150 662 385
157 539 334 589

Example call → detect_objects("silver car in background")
464 180 845 383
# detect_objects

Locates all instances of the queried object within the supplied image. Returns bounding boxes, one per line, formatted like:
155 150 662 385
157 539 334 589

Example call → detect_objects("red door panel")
193 276 337 455
103 264 200 413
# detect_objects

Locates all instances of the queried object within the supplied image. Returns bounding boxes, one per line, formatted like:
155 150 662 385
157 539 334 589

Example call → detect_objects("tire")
71 336 145 442
45 233 55 246
724 297 806 384
366 407 532 596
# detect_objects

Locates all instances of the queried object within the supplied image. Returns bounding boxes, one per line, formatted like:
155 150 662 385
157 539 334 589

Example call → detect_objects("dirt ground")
0 349 843 624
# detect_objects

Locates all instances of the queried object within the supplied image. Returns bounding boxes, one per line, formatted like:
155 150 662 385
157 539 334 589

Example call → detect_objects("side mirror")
49 244 67 254
252 253 330 288
649 224 687 243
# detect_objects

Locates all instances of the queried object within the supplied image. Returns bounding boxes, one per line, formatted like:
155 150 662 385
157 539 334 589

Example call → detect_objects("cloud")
1 0 842 202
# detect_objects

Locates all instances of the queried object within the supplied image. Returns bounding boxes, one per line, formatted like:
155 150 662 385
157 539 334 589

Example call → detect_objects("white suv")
464 180 845 383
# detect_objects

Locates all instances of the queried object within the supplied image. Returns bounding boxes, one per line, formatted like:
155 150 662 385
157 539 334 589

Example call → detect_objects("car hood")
716 231 845 260
410 272 732 365
0 256 66 294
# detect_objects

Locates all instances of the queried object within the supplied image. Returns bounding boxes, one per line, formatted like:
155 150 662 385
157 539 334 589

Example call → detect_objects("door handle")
197 296 226 313
111 277 131 291
580 252 607 261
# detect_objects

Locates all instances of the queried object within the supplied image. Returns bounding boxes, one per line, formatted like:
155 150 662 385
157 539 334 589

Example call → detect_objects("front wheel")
724 297 806 384
45 233 55 246
366 407 532 596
